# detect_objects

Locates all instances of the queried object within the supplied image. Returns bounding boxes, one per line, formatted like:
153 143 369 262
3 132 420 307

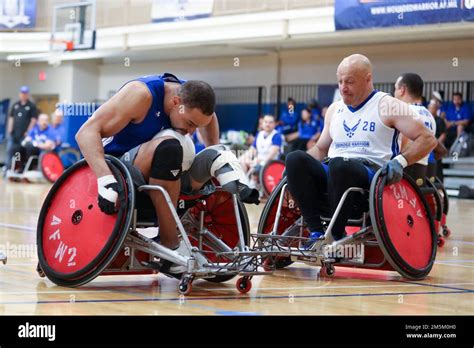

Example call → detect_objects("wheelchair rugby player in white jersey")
285 54 438 248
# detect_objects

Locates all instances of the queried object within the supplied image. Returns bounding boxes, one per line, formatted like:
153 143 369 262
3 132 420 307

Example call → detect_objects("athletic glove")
97 175 119 214
382 155 407 185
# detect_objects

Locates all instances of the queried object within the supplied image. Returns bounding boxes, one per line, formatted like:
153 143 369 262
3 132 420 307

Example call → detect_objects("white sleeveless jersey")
256 129 281 163
152 129 196 171
328 91 398 167
403 104 436 166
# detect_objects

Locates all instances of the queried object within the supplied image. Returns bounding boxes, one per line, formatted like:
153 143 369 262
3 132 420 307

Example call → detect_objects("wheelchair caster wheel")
442 226 451 238
236 277 252 294
36 263 45 278
437 236 446 248
178 278 193 296
320 264 335 278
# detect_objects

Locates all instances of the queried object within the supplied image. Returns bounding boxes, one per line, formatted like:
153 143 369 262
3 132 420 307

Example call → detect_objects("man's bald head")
337 54 374 107
338 54 372 75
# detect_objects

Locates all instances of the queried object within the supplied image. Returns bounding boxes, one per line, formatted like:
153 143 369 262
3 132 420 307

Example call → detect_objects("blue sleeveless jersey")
103 73 185 156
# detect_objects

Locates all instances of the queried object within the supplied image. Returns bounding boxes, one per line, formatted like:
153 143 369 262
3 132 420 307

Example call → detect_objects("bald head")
338 54 372 75
337 54 374 107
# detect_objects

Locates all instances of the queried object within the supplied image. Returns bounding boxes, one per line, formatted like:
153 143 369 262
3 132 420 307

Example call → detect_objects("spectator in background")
20 113 56 172
428 99 447 181
445 92 471 149
51 108 65 147
307 99 321 121
5 86 38 172
278 98 299 152
432 91 446 119
307 105 328 149
294 108 319 151
279 98 299 134
240 114 282 187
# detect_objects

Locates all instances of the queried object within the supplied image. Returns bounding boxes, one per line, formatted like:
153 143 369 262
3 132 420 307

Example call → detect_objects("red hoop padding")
40 151 64 183
370 171 437 280
257 177 307 268
37 156 135 287
185 190 250 283
260 160 285 196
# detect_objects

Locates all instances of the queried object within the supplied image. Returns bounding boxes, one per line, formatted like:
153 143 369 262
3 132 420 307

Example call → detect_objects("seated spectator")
307 105 328 149
239 114 282 187
445 92 471 149
20 113 56 172
293 108 319 151
428 100 447 181
432 91 446 119
279 98 299 135
51 108 66 147
307 99 321 121
278 98 299 152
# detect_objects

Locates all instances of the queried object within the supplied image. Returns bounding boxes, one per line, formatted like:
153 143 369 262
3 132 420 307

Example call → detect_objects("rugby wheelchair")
36 155 266 295
6 146 81 183
404 163 451 247
254 167 439 280
259 159 286 196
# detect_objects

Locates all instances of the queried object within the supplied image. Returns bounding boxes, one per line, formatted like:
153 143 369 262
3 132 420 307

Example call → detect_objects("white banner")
151 0 214 23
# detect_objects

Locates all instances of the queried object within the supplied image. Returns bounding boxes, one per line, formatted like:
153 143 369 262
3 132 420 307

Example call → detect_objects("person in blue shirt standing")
76 73 220 274
21 113 56 171
444 92 471 150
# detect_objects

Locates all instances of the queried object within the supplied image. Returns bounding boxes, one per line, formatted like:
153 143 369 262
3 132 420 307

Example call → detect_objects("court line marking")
0 222 35 232
0 289 471 306
435 263 474 269
395 280 472 292
449 240 474 245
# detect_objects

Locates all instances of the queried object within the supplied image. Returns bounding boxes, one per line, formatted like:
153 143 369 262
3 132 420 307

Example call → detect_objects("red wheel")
442 226 451 238
36 156 135 287
319 264 335 278
184 190 250 283
40 151 64 183
370 171 437 280
257 177 307 269
437 236 446 248
236 277 252 294
260 160 285 196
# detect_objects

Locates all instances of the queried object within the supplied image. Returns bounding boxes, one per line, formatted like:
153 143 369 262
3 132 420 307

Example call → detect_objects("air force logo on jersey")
343 118 361 138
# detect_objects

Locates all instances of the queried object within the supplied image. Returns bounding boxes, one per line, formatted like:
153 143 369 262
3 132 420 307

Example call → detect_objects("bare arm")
198 113 220 146
285 131 299 142
6 116 13 135
264 145 280 163
380 96 437 165
307 103 335 161
75 81 152 178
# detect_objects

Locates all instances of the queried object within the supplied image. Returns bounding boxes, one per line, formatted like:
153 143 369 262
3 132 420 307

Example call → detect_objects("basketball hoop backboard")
51 1 96 52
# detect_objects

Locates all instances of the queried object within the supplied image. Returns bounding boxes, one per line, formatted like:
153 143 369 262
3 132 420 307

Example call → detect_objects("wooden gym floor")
0 180 472 315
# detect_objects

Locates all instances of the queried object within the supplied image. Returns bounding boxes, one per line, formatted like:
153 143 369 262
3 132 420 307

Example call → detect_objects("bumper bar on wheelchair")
135 184 265 277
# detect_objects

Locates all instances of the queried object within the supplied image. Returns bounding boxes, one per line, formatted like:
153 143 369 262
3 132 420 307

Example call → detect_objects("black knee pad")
150 139 183 181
